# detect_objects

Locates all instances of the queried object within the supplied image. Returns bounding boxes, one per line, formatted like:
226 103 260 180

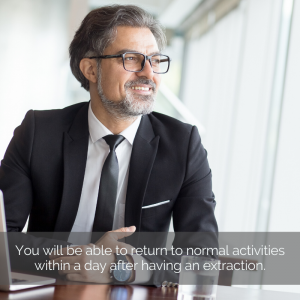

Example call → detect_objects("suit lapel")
125 115 160 231
54 103 89 232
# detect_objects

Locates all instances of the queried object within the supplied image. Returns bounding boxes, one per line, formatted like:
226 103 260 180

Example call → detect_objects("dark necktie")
92 134 125 233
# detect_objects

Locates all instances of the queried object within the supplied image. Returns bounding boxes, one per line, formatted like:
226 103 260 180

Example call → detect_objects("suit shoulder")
33 102 88 119
148 111 194 137
32 102 88 129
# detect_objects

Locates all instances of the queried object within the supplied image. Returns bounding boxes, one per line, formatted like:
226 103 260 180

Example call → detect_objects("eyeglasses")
88 52 171 74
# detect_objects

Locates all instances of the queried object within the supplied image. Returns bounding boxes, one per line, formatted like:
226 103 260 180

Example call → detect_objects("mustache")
124 79 156 92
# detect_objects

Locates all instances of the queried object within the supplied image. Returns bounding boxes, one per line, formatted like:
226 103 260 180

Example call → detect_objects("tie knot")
103 135 125 150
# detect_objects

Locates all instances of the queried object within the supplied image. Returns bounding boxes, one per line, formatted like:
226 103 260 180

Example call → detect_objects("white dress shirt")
67 103 151 283
68 103 141 245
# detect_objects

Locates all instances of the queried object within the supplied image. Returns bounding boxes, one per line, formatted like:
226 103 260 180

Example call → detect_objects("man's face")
97 26 161 118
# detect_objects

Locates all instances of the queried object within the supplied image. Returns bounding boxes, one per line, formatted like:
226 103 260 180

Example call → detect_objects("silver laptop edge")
0 190 12 285
0 190 56 291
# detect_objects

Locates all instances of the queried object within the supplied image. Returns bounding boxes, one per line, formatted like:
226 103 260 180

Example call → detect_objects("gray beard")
97 66 156 120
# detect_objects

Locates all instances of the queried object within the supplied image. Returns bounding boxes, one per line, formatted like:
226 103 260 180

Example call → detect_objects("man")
0 5 218 286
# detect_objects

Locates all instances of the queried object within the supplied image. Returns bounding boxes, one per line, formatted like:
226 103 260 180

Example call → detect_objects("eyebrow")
114 49 161 56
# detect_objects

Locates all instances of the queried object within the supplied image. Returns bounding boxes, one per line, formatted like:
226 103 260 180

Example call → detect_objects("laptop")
0 190 56 291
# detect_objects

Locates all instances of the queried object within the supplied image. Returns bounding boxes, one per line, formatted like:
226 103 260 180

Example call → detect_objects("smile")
131 86 151 91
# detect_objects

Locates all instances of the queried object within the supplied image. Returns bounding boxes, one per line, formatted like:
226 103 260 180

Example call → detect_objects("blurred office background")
0 0 299 292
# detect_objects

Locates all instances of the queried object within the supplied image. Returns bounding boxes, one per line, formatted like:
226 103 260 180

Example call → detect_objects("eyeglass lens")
124 53 169 73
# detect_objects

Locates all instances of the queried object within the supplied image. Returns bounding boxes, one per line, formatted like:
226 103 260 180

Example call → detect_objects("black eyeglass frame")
88 52 171 74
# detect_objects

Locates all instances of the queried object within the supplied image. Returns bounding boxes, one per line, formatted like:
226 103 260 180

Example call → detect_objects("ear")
79 58 98 84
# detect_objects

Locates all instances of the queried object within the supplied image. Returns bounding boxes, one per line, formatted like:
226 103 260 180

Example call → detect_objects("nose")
136 59 154 80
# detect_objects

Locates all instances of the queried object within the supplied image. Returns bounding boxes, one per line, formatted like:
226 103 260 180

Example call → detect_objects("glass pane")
151 55 169 73
124 53 144 71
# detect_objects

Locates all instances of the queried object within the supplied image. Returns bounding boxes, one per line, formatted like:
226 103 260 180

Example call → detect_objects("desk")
0 285 299 300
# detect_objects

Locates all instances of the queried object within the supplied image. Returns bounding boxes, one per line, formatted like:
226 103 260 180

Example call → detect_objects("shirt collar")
88 102 141 145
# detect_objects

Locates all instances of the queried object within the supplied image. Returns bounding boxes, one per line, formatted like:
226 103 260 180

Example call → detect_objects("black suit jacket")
0 101 218 284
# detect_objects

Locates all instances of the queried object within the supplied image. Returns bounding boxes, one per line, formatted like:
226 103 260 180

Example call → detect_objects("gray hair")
69 5 166 91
